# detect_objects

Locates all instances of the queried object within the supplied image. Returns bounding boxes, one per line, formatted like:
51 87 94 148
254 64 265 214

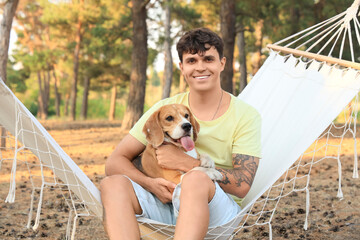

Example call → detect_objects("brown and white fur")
141 104 222 185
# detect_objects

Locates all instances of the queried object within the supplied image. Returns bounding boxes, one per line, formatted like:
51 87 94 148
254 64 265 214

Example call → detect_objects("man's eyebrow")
184 56 196 61
184 54 215 60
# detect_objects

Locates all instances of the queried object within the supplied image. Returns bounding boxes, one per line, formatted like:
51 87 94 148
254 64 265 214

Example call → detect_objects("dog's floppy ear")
143 110 164 148
187 107 200 141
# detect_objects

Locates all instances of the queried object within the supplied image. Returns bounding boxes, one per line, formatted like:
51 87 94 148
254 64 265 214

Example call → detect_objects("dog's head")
143 104 200 150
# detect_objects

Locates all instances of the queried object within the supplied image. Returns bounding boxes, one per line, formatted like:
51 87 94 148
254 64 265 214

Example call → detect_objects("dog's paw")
191 167 223 181
199 154 215 168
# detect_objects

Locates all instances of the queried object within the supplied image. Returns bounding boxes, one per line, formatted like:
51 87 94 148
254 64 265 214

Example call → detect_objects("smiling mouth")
194 75 210 79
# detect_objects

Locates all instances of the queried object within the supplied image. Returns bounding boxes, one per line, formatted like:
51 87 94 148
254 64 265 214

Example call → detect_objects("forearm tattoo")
217 154 258 187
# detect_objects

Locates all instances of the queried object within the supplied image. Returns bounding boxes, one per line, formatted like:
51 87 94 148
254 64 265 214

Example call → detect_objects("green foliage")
148 47 159 67
22 87 40 116
171 64 181 87
74 96 126 120
7 0 358 121
150 69 161 87
6 60 29 93
170 1 203 32
28 101 39 116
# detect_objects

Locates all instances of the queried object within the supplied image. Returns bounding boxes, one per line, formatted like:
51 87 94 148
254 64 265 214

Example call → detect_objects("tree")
237 21 248 94
152 0 202 98
13 1 52 119
39 0 103 120
52 65 61 117
161 0 173 99
108 84 117 121
0 0 19 148
62 0 85 121
121 0 150 130
87 0 132 120
220 0 236 94
0 0 18 83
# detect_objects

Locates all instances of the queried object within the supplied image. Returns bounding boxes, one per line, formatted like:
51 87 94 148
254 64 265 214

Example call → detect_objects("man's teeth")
195 76 209 79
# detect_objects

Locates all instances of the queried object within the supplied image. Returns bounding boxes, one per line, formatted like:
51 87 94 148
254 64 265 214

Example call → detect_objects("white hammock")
1 1 359 239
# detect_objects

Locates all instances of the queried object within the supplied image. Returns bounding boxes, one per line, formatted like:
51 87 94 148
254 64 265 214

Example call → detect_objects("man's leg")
100 175 142 240
174 171 216 240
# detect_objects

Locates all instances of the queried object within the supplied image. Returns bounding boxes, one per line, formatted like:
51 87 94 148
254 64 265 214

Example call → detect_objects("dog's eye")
166 116 174 121
184 113 189 118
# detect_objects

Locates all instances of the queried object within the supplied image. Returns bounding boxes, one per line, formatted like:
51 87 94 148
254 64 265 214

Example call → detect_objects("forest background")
0 0 356 131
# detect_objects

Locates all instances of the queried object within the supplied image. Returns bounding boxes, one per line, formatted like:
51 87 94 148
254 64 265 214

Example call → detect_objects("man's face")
179 46 226 92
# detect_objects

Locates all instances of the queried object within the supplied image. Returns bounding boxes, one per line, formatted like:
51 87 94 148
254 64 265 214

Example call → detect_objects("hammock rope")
274 0 360 63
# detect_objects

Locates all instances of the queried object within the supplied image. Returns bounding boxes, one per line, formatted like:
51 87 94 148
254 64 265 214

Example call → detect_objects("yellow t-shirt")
129 92 262 205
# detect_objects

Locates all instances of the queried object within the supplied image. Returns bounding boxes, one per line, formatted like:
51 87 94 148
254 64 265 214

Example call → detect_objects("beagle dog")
140 104 222 185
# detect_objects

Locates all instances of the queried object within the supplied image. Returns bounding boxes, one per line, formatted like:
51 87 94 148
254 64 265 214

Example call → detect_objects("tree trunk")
252 19 264 75
161 0 173 99
220 0 236 94
70 2 83 121
109 84 117 121
290 4 300 35
53 69 61 117
44 71 50 117
80 75 90 120
0 0 19 148
314 0 325 22
121 0 148 130
0 0 19 83
37 71 50 120
237 27 247 94
37 71 45 119
64 92 70 117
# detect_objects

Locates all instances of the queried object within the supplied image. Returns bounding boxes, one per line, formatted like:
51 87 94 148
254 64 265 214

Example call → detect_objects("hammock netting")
1 1 359 239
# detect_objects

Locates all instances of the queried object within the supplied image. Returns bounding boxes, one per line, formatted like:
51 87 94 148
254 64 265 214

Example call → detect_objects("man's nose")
195 60 206 71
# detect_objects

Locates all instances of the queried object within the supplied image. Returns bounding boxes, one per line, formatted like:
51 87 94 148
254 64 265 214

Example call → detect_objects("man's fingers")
159 178 176 189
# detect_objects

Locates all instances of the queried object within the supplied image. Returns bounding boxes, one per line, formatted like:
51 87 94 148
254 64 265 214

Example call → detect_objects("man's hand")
147 177 176 203
155 144 200 172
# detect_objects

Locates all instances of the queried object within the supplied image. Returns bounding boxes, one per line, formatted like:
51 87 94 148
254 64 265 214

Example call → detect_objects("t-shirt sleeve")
129 100 167 145
232 107 262 158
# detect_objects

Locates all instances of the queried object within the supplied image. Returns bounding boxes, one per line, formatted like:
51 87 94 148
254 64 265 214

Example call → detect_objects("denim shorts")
125 176 241 228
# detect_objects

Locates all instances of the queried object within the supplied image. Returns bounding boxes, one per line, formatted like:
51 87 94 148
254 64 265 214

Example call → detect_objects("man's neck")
188 87 229 121
189 88 221 105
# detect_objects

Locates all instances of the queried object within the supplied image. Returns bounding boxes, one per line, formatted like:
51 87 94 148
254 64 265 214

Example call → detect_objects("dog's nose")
182 123 192 132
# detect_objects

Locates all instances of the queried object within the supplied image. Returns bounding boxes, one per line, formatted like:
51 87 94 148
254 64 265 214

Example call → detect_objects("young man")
100 28 261 240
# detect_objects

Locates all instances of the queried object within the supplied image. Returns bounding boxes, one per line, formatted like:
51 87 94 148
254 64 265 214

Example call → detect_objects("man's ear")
142 110 164 148
220 57 226 71
179 61 183 72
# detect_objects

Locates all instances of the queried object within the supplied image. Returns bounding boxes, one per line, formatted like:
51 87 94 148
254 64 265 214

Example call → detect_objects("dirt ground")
0 121 359 240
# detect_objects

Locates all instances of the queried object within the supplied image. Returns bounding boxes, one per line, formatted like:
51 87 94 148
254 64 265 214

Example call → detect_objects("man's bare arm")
216 154 259 198
105 134 176 203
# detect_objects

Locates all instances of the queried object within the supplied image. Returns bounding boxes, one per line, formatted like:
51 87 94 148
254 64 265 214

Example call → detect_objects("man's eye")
184 113 189 118
166 116 174 121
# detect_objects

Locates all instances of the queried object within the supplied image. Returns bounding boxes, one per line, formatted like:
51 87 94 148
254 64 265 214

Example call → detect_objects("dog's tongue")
180 136 195 151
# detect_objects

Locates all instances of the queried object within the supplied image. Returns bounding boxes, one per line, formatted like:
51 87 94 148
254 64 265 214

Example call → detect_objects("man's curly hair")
176 28 224 62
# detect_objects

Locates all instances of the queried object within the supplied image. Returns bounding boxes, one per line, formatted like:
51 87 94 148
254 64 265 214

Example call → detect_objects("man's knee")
181 171 216 202
100 175 132 197
100 175 142 215
182 171 214 191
